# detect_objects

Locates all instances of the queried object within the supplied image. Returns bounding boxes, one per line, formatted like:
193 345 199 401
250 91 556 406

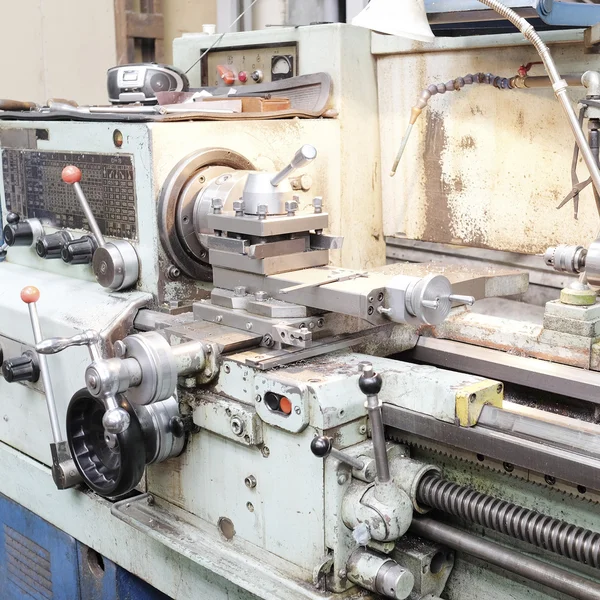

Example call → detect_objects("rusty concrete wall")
375 31 600 255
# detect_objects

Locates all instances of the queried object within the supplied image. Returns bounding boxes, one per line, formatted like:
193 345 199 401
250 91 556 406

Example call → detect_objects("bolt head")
230 416 244 436
234 286 246 297
114 340 127 358
261 446 270 458
255 291 268 302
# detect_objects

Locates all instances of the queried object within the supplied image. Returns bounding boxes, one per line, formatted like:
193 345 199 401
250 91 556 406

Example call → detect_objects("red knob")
238 71 248 83
62 165 82 184
21 286 40 304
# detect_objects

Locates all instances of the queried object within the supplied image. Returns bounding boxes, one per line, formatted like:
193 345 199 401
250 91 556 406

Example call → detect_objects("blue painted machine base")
0 492 171 600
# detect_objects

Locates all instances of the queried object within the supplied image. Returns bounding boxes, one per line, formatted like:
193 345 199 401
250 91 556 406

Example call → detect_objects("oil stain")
421 111 452 244
459 135 476 150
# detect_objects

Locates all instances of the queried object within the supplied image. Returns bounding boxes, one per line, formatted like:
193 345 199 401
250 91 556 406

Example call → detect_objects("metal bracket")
455 380 503 427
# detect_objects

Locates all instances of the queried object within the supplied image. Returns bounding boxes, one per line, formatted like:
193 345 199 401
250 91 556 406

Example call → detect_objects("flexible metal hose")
477 0 600 213
417 475 600 568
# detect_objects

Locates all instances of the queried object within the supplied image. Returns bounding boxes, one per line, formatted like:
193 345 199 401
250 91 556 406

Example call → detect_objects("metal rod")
390 123 414 177
329 447 365 471
366 395 391 483
417 475 600 568
270 145 317 187
28 303 62 443
411 518 600 600
73 182 106 247
511 74 584 88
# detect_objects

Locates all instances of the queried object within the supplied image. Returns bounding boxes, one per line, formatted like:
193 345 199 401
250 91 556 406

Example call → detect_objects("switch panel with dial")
200 43 297 87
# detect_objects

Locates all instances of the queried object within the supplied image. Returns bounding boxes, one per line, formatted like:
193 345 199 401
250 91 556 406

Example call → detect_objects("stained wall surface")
375 31 600 254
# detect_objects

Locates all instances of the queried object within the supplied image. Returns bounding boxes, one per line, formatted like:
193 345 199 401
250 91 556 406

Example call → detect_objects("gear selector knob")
61 165 139 290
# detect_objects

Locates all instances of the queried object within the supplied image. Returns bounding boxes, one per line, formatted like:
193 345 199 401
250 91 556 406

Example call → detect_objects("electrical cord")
184 0 262 76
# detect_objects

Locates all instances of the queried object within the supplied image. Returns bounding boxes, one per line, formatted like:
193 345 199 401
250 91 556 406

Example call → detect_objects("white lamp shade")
352 0 435 43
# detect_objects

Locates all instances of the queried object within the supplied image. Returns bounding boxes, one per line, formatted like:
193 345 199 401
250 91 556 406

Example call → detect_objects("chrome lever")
36 330 99 355
270 144 317 187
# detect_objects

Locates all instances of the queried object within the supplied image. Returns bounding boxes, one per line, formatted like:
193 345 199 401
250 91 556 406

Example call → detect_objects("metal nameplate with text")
2 149 137 239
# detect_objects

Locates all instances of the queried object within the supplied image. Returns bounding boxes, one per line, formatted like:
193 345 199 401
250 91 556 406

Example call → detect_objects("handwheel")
66 389 146 497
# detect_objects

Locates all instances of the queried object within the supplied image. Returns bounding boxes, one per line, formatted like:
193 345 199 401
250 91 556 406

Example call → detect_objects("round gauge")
272 56 292 76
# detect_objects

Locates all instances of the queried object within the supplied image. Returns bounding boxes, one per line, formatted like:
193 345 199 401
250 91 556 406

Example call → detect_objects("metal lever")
20 286 82 489
270 144 317 187
32 303 130 435
421 294 476 310
61 166 139 291
36 330 99 355
311 436 365 470
62 166 106 247
358 362 390 483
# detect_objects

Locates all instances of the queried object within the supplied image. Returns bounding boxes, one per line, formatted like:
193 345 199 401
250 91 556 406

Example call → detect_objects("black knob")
3 221 33 247
36 231 72 259
2 351 40 383
6 212 20 224
61 235 97 265
358 371 383 396
310 436 332 458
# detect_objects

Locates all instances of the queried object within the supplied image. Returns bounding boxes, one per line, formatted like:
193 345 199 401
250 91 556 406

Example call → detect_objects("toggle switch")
217 65 236 86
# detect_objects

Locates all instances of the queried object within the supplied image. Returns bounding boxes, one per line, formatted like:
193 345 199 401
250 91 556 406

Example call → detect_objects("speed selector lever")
20 286 82 490
60 166 139 291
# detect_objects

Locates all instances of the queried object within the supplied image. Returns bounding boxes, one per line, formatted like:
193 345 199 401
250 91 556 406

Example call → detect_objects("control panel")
2 150 138 240
200 43 297 87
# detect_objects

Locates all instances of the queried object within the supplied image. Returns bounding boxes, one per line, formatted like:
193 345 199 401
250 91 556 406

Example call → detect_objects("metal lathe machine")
2 5 600 600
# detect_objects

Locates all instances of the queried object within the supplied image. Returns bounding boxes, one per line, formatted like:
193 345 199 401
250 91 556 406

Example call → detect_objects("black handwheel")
66 389 146 498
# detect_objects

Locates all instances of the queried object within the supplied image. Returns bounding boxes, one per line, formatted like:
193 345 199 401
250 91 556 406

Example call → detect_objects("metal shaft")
73 181 105 246
328 447 365 470
411 518 600 600
27 303 62 443
417 475 600 568
366 394 391 483
171 341 206 376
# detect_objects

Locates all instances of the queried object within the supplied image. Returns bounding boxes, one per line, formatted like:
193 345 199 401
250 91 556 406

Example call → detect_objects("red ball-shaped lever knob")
61 165 82 184
21 286 40 304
